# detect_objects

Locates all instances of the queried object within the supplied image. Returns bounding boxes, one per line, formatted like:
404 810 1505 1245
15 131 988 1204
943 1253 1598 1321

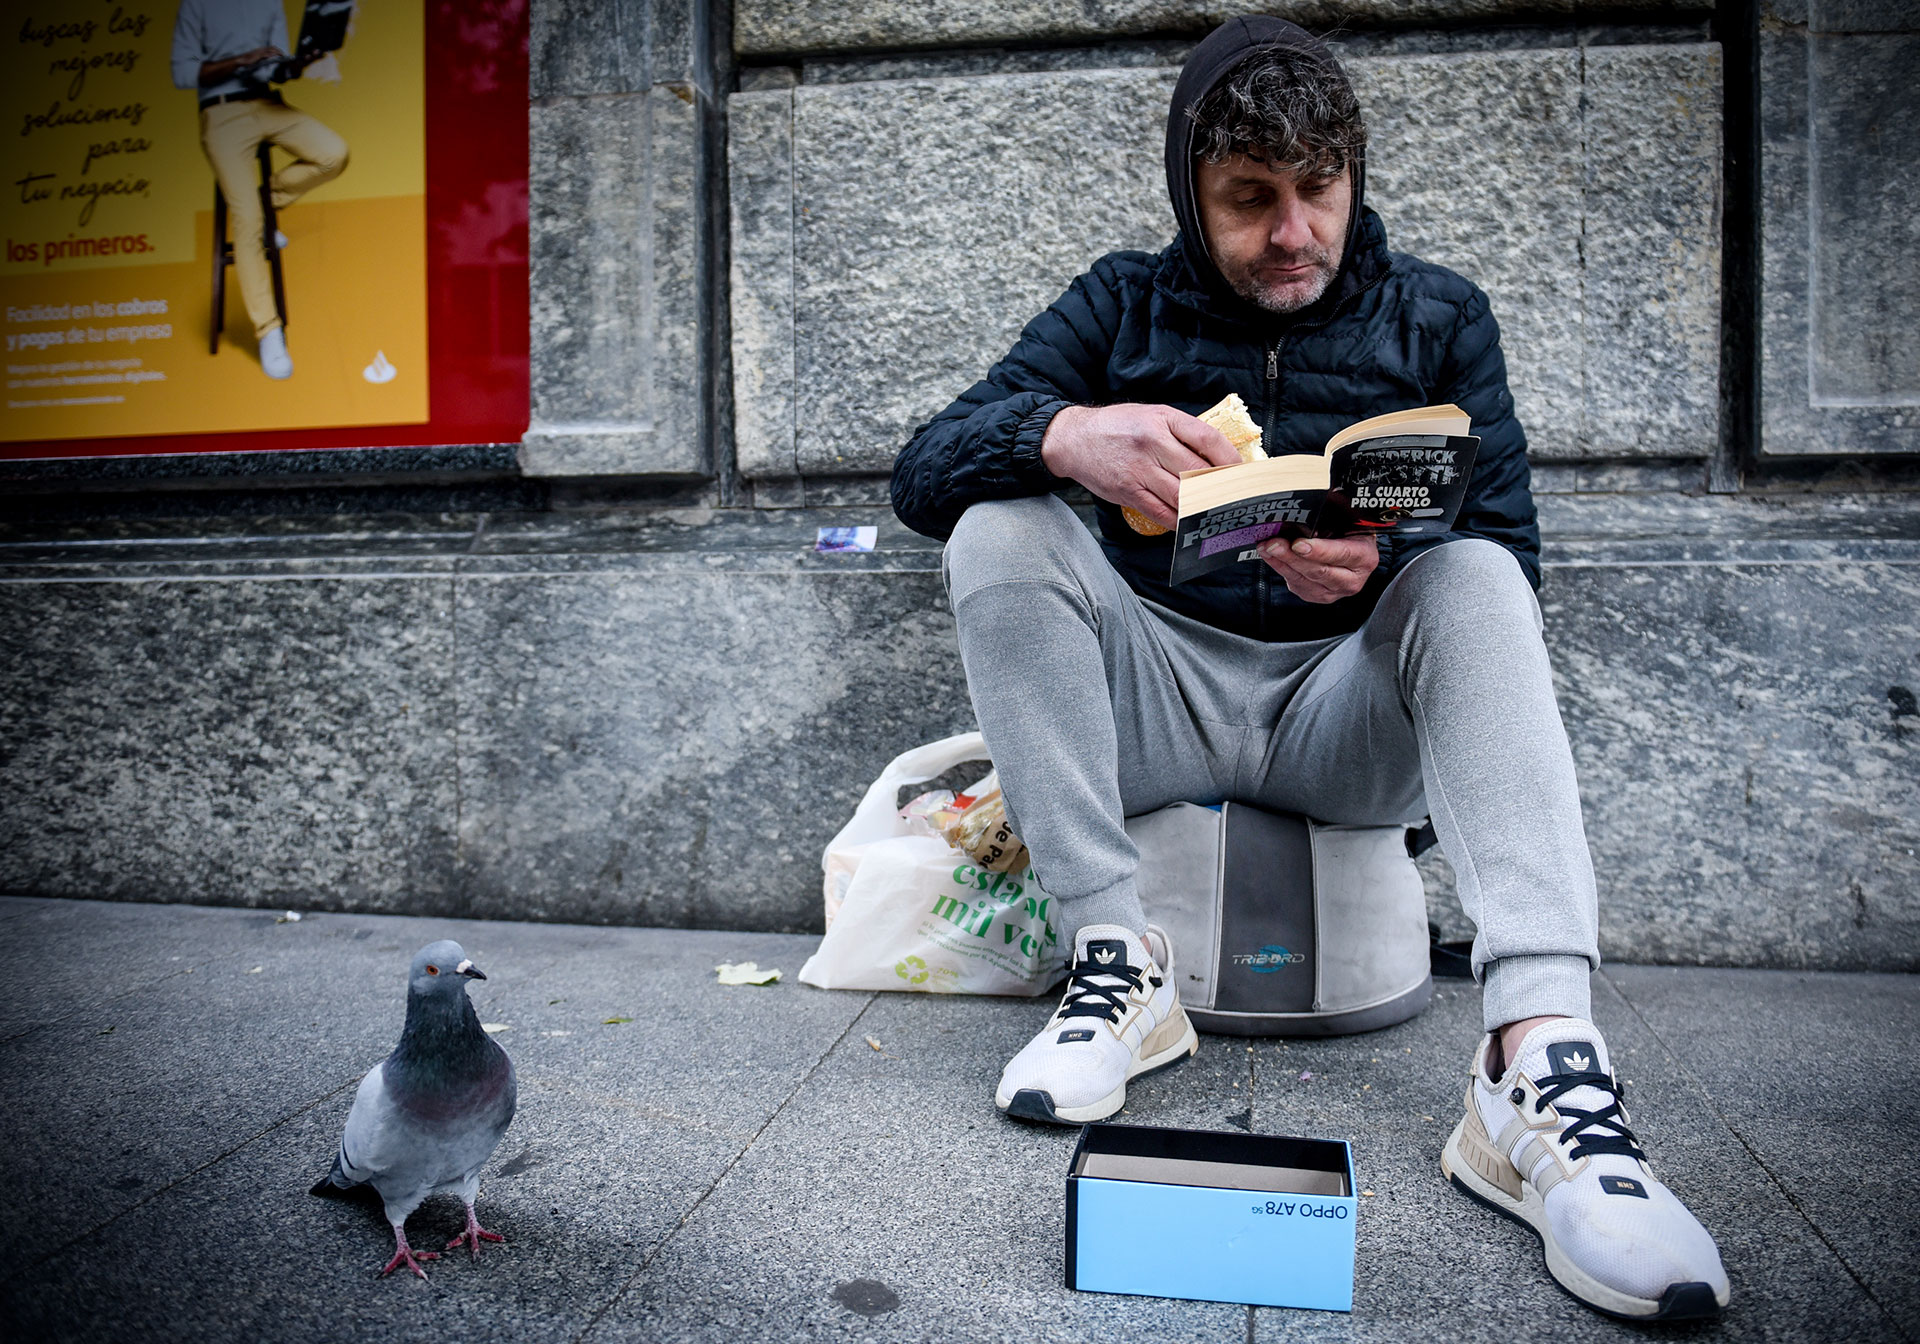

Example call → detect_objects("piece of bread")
1123 393 1265 536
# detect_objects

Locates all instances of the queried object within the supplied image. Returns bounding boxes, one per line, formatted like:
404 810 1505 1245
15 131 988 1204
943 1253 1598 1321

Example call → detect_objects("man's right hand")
1040 404 1243 530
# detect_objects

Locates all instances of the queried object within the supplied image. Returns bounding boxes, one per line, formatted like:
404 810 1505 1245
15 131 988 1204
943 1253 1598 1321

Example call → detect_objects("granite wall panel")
449 565 975 928
1580 44 1723 456
781 70 1173 479
524 0 712 477
1759 0 1920 455
532 0 698 98
733 0 1713 59
1349 50 1588 455
729 90 798 479
728 47 1722 480
0 574 462 909
1546 552 1920 971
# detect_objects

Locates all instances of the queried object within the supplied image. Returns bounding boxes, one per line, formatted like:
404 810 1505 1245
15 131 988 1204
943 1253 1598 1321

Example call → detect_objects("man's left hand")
1257 534 1380 603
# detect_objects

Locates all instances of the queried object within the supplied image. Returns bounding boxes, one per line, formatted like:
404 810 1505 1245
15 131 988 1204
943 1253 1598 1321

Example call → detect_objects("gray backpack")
1127 801 1432 1036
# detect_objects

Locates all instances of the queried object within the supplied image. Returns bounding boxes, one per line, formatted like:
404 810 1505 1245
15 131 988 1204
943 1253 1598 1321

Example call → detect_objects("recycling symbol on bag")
895 955 929 984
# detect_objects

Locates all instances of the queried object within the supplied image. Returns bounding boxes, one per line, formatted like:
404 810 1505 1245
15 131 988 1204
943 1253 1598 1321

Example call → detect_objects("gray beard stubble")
1228 253 1339 315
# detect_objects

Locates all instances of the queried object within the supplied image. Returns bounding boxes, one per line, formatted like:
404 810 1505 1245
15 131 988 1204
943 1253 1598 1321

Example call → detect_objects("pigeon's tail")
309 1146 357 1198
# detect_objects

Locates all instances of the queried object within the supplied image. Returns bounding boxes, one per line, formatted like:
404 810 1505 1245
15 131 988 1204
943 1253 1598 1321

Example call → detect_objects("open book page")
1323 404 1470 455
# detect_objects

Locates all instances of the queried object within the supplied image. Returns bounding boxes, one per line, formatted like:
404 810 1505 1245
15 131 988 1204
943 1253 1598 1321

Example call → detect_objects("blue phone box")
1065 1121 1357 1312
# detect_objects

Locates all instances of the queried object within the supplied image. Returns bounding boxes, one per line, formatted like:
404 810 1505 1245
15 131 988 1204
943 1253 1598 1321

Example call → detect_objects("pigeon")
311 940 517 1278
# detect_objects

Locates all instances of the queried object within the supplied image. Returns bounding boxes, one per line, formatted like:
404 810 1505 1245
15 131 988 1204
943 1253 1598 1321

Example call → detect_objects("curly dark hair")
1187 43 1367 179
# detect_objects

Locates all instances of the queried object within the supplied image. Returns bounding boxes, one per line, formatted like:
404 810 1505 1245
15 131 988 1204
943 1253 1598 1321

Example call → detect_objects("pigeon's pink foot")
446 1206 505 1261
379 1227 440 1279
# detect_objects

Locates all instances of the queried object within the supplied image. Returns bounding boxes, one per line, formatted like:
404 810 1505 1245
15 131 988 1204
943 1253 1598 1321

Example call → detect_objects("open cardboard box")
1066 1121 1357 1312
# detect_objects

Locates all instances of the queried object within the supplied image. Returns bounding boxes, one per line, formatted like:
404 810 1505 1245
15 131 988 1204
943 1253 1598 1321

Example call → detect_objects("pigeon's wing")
335 1059 456 1223
309 1063 390 1195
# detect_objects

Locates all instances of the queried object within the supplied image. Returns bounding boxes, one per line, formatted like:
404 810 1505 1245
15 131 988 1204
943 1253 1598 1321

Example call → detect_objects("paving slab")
591 988 1256 1343
1238 974 1906 1343
1604 965 1920 1327
0 899 1913 1344
0 899 867 1342
0 897 287 1041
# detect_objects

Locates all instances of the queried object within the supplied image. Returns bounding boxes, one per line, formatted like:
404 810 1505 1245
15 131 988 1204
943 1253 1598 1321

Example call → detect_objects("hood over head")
1164 17 1370 319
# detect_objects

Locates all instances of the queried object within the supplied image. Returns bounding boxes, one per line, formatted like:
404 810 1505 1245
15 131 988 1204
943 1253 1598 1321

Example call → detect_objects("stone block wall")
2 0 1917 973
1758 0 1920 457
728 45 1723 481
3 498 1915 969
524 0 718 476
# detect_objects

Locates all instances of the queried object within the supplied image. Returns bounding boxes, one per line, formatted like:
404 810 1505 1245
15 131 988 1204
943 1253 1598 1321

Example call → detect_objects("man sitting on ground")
891 16 1729 1322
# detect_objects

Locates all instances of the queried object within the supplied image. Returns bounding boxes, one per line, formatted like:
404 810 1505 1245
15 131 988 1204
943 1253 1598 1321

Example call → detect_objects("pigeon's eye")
425 965 440 975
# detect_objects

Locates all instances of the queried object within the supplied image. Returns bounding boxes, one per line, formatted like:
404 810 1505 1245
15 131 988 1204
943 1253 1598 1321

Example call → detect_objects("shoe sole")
1441 1119 1727 1322
995 1014 1200 1126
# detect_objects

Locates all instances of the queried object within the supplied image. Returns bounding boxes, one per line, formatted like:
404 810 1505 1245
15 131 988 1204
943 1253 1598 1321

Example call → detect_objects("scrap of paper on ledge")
815 526 877 553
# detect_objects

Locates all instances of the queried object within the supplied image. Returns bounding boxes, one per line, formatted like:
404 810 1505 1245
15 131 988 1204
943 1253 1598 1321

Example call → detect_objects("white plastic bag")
799 732 1063 996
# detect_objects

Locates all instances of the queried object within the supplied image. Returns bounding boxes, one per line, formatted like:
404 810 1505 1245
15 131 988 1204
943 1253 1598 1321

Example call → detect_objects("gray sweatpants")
942 495 1598 1031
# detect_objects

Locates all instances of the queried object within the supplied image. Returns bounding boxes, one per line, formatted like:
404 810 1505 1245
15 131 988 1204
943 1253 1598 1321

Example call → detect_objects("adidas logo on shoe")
993 924 1197 1125
1545 1041 1593 1074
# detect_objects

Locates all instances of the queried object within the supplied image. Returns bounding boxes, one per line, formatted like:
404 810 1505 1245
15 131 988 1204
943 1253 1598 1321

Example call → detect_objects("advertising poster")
3 0 528 459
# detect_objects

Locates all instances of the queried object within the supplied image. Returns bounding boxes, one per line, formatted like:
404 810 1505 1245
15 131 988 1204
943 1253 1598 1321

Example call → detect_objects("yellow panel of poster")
3 0 428 444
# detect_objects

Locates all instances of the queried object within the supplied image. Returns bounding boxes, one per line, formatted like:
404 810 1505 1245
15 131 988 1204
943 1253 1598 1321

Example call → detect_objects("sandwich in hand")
1123 393 1264 536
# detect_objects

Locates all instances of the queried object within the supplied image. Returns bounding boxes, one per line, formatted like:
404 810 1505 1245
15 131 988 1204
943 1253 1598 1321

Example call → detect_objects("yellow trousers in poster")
199 100 351 339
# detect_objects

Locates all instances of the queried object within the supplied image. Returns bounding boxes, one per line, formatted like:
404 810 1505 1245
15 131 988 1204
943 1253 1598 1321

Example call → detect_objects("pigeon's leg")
379 1222 440 1279
445 1202 506 1260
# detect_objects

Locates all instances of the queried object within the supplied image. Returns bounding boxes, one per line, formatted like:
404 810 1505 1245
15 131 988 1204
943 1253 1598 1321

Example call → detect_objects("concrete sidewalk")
0 897 1911 1343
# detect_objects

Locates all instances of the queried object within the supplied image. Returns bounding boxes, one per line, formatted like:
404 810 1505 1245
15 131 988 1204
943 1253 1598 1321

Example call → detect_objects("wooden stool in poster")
209 141 288 355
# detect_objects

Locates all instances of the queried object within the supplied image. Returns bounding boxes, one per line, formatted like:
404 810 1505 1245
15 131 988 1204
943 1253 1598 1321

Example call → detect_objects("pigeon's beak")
455 959 486 981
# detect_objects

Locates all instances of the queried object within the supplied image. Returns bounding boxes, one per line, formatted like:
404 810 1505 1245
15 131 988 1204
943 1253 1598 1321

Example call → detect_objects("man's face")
1194 153 1351 314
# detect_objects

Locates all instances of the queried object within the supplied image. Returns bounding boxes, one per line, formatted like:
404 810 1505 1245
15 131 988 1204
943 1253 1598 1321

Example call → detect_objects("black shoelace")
1057 958 1158 1022
1533 1070 1648 1163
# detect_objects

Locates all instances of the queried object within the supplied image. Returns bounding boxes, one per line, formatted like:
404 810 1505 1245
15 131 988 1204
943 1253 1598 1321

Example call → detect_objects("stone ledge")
3 489 1915 566
517 425 712 479
2 494 1914 968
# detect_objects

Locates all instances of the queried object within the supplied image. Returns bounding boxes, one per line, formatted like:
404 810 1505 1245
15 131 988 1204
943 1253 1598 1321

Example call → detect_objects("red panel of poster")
2 0 528 460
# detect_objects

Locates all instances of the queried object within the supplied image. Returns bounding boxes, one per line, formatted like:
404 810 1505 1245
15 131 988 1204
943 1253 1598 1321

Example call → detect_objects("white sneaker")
994 923 1197 1124
259 328 293 379
1441 1018 1730 1320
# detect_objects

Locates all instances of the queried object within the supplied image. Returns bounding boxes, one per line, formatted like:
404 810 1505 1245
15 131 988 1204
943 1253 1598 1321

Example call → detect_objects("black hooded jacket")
891 17 1539 643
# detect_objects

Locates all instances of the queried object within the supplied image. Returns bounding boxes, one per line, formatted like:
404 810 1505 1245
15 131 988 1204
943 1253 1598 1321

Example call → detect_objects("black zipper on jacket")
1262 339 1283 456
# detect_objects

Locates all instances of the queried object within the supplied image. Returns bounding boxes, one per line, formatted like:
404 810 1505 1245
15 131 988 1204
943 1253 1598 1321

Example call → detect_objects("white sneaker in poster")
259 328 293 380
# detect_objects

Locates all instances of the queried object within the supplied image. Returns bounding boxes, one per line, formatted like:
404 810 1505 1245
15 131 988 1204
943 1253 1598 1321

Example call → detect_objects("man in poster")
170 0 351 380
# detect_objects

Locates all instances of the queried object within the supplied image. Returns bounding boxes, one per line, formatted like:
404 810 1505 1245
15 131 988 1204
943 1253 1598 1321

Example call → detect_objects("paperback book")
1169 405 1479 585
